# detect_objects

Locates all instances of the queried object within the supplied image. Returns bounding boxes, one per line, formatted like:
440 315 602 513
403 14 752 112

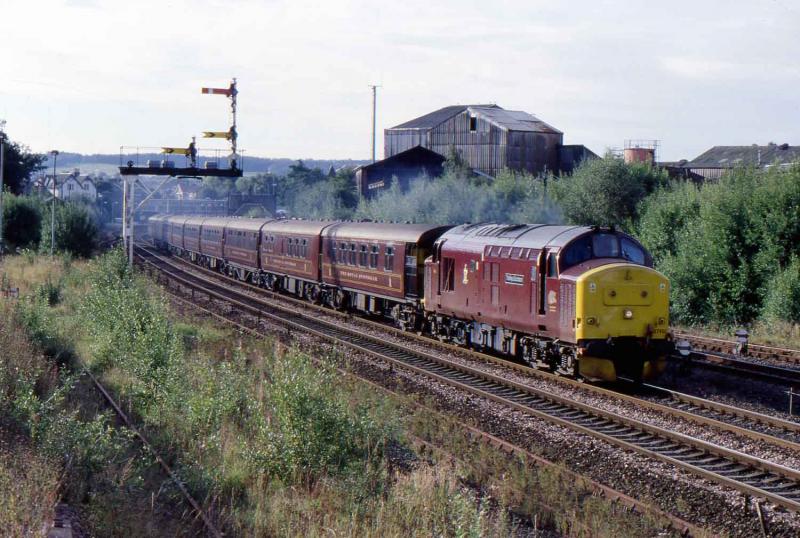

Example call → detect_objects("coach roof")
261 219 335 235
323 222 453 243
225 218 274 232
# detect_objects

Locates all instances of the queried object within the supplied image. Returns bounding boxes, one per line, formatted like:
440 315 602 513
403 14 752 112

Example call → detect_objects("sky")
1 0 798 162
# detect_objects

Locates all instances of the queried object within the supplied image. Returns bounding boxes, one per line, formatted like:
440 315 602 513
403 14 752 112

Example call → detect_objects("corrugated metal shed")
384 104 563 177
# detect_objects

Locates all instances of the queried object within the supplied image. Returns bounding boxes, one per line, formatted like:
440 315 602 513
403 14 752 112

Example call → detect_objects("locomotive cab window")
620 237 645 264
442 257 456 292
547 253 558 277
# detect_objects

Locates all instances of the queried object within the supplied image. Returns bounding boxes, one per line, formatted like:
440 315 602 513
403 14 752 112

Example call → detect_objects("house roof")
388 104 561 134
686 144 800 168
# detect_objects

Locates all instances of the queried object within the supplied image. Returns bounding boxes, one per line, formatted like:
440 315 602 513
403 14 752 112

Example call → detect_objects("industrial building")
681 143 799 180
357 104 596 198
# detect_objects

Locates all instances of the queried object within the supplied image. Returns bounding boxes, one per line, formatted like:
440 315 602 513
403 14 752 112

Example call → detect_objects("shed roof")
474 107 562 134
686 144 800 168
355 145 445 173
388 104 561 134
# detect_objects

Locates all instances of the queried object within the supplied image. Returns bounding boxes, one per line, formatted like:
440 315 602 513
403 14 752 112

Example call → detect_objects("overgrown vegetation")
636 164 800 330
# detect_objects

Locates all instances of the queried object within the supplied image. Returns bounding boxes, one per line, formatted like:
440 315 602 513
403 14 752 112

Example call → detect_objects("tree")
1 193 43 250
40 202 98 258
235 174 275 195
0 131 46 194
551 156 668 229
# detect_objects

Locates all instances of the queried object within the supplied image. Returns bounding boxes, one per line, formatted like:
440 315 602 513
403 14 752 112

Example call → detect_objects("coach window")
339 242 346 263
349 243 357 265
385 246 395 271
369 245 379 268
302 239 308 257
359 244 368 266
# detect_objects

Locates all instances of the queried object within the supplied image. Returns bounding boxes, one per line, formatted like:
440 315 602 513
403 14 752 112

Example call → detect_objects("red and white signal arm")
201 87 232 96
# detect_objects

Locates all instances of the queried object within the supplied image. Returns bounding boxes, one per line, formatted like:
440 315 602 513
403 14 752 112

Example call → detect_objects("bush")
1 193 43 251
635 181 702 265
761 258 800 325
249 350 391 486
39 202 98 258
552 156 668 229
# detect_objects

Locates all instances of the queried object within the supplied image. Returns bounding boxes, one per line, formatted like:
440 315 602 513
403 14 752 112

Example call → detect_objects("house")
42 169 97 202
175 180 202 200
683 143 799 180
354 146 445 198
384 104 566 178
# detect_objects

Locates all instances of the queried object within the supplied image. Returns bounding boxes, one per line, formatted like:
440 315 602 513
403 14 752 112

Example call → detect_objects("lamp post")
0 124 6 257
50 150 59 256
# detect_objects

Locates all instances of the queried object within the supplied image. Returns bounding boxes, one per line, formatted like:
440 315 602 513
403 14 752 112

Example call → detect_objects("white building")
42 169 97 202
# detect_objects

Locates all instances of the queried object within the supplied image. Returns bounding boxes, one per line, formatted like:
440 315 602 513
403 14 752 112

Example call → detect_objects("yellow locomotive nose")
575 263 669 341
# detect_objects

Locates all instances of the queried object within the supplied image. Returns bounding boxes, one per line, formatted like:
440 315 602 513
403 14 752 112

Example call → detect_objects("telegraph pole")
50 150 59 257
369 84 380 163
0 120 6 257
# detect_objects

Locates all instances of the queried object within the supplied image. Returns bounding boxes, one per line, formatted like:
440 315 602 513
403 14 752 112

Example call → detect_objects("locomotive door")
536 249 559 330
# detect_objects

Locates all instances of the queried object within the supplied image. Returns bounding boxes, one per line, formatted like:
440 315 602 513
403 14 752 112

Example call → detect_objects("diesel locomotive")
149 215 671 382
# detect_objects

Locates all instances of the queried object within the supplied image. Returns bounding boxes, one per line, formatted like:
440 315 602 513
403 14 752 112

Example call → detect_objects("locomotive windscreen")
560 232 647 271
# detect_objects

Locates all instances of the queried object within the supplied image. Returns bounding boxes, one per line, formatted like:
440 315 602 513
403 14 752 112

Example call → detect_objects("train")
149 215 672 382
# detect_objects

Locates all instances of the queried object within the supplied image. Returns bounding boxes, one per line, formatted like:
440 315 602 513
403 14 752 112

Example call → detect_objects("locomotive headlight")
658 317 666 325
586 317 597 325
623 309 633 320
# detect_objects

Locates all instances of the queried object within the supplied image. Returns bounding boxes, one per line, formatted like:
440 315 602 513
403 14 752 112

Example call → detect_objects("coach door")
404 244 420 297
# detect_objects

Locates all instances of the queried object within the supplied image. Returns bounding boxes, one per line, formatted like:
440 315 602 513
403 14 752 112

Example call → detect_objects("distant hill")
52 152 370 177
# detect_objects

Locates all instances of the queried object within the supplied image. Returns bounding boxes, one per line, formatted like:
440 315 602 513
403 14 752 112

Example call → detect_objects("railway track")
136 246 800 513
142 254 707 537
137 245 800 445
675 332 800 385
677 332 800 365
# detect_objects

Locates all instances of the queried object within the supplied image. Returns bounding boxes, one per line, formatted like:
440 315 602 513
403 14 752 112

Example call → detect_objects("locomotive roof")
440 223 597 250
322 222 454 243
